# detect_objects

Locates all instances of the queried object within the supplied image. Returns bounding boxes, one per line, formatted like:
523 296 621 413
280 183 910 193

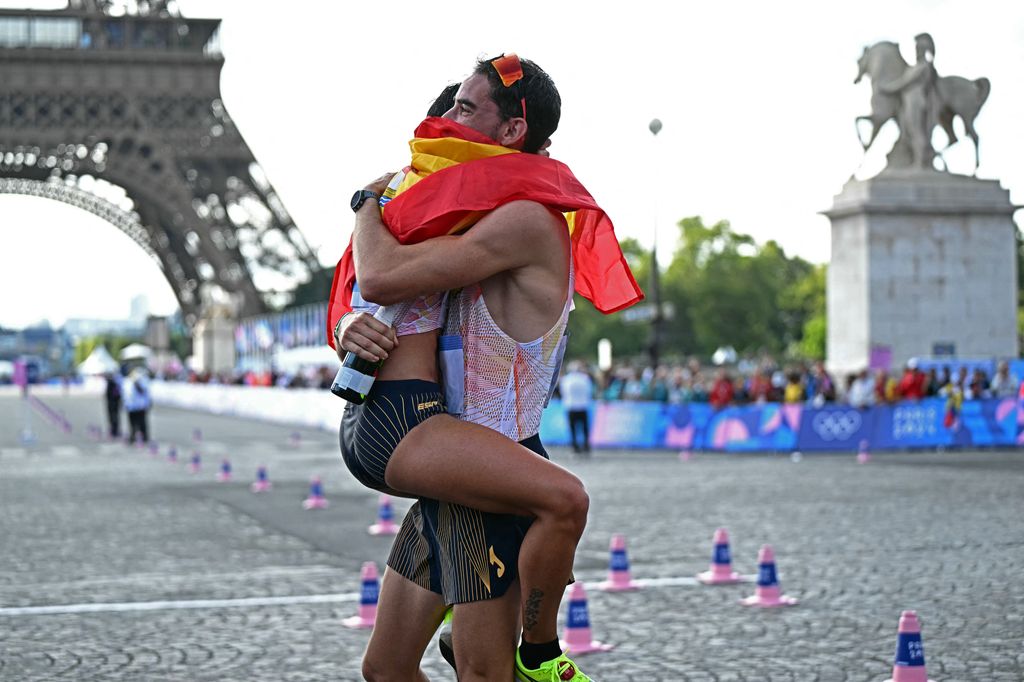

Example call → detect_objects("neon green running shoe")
515 650 591 681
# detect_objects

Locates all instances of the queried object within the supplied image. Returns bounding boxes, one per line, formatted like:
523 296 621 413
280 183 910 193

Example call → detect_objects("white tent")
120 343 153 361
78 346 119 375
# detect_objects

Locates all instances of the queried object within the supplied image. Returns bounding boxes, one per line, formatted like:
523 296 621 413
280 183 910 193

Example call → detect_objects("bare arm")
353 197 565 305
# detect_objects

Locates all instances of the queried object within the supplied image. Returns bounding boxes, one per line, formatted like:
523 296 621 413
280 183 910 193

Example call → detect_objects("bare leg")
362 568 448 682
385 415 588 646
451 581 521 681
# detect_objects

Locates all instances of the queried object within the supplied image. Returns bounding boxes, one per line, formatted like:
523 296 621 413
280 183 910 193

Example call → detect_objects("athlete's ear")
498 117 527 150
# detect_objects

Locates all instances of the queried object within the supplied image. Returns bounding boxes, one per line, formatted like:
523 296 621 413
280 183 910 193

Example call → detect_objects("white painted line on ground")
52 446 81 457
0 593 358 616
0 574 725 617
0 448 28 458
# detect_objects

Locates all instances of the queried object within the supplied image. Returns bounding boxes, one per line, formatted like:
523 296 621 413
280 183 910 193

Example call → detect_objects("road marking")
0 593 358 616
0 448 28 458
52 446 81 457
0 574 727 617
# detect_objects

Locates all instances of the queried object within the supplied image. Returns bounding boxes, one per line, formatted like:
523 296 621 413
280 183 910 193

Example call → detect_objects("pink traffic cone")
368 494 399 535
560 582 613 654
740 545 798 607
217 459 232 482
679 449 693 462
303 476 329 510
251 465 272 493
697 527 742 584
167 445 178 463
884 611 934 682
148 441 160 457
598 534 641 591
188 452 201 474
342 561 379 628
857 439 872 464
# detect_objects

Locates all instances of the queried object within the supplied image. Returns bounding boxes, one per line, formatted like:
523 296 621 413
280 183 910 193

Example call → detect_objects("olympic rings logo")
811 410 863 441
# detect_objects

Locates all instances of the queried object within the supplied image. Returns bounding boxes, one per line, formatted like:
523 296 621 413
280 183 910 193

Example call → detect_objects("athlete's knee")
455 649 515 682
548 474 589 535
362 652 414 682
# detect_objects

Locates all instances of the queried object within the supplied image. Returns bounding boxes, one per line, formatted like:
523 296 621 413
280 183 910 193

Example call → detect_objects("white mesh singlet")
351 288 445 337
444 266 573 442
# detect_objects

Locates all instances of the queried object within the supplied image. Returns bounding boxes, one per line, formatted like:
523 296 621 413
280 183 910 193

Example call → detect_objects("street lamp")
648 118 664 368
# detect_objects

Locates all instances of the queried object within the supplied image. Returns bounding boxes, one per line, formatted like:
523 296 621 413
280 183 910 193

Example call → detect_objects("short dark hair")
427 83 460 117
472 56 560 154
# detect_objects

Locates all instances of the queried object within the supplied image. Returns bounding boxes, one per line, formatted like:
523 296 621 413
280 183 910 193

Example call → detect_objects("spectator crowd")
562 358 1022 408
159 357 1022 411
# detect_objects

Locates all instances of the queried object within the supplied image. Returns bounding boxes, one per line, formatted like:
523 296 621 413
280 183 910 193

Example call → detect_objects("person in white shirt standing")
123 368 152 445
559 361 595 455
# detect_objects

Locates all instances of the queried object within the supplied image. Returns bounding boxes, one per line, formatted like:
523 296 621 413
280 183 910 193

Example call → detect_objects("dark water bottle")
331 305 399 403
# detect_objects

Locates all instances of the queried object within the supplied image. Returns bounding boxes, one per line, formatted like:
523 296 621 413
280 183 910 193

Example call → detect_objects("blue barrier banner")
872 399 948 448
798 405 874 451
707 403 801 452
540 397 1022 451
591 401 667 449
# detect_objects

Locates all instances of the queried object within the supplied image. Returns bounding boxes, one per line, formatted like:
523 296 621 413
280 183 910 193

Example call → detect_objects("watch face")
350 190 365 212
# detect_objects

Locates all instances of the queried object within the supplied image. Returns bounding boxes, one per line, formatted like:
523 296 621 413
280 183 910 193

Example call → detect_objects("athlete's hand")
335 311 398 363
364 172 395 197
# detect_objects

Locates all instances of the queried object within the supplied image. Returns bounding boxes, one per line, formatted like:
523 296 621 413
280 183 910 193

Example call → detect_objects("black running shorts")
387 434 548 605
339 379 447 493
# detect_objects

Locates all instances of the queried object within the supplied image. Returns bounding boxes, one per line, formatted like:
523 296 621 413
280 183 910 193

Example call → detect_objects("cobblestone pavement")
1 391 1022 681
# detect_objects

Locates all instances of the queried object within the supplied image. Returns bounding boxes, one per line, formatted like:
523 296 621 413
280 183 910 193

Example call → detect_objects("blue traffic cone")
251 465 272 493
342 561 379 628
368 494 399 535
697 527 742 584
598 534 641 591
740 545 798 607
303 476 328 509
884 610 934 682
560 582 613 653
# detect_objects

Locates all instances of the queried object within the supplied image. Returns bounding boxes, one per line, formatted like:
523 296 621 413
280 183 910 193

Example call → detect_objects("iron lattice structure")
0 1 319 323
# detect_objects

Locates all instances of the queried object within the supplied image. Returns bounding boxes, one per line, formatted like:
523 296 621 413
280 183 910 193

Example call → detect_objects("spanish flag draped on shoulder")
326 117 644 348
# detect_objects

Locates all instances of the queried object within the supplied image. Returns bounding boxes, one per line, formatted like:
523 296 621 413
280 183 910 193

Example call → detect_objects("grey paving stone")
0 394 1022 680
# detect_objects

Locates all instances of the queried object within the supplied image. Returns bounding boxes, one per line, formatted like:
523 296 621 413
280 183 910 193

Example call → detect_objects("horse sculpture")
854 40 990 173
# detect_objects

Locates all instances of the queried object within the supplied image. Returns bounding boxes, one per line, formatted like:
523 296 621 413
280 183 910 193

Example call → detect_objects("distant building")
130 294 150 323
63 318 145 338
0 322 74 377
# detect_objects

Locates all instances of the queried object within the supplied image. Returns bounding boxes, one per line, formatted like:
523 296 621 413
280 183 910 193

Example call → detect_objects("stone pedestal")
192 316 236 375
824 170 1019 376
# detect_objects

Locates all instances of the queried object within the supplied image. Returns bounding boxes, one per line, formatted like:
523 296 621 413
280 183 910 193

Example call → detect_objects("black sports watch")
351 189 381 213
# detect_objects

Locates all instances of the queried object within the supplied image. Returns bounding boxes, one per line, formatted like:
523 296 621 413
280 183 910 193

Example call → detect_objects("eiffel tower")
0 0 319 325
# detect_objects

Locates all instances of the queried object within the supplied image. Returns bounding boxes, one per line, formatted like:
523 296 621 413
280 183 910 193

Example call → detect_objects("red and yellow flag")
327 117 643 347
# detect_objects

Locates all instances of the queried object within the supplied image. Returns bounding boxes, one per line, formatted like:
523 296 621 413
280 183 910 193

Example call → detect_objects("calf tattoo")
524 588 544 631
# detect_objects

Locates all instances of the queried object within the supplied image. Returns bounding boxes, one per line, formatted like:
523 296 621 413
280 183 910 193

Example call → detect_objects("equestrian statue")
854 33 990 174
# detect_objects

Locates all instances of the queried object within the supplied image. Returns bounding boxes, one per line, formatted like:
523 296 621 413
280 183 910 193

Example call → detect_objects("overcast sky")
2 0 1022 328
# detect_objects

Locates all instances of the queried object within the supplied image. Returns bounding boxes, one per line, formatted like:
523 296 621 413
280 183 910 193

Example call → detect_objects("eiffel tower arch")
0 1 319 326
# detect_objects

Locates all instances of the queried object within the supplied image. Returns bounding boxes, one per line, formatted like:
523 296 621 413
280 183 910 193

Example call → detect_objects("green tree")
564 216 827 364
663 217 816 356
